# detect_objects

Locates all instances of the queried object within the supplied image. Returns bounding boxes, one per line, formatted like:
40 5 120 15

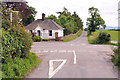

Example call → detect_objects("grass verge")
88 30 119 46
63 30 83 42
111 45 120 71
2 52 42 78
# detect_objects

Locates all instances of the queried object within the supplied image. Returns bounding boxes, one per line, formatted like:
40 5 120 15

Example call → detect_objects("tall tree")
72 11 83 30
46 14 57 22
86 7 106 35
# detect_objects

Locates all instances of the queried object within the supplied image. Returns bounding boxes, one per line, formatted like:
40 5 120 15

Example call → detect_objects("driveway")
26 31 118 78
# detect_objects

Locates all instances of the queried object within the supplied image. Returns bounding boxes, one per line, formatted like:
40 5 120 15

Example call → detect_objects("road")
26 31 118 78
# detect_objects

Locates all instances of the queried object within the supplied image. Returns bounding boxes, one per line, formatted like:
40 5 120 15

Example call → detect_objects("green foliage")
46 14 58 22
88 31 111 44
43 39 49 41
2 25 32 63
24 6 37 26
2 2 37 26
72 11 83 30
86 7 106 35
2 6 32 63
46 7 83 35
2 52 42 78
111 43 120 70
33 36 42 42
63 30 83 42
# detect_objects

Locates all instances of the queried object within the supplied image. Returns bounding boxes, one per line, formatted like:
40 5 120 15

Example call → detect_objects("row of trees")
46 7 83 35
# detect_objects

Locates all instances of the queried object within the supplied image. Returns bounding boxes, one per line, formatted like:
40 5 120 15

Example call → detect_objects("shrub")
92 32 111 44
2 24 32 63
2 52 42 78
33 36 42 42
43 39 49 41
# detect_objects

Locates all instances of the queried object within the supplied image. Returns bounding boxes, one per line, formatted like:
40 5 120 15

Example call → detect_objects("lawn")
89 30 119 41
88 30 119 45
63 30 83 42
103 30 119 41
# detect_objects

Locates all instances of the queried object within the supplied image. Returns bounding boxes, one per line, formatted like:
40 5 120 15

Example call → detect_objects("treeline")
46 7 83 35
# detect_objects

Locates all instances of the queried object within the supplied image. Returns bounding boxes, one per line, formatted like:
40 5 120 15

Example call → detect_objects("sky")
27 0 119 28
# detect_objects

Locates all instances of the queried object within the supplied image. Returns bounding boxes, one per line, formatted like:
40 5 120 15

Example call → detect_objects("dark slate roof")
25 19 64 30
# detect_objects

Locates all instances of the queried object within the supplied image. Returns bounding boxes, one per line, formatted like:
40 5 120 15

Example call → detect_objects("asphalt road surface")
26 31 118 78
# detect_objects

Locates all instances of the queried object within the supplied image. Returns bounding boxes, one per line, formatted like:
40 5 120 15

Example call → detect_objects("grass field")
90 30 119 41
63 30 83 42
88 30 119 45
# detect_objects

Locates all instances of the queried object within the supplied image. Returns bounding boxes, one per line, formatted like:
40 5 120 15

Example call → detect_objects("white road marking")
49 59 67 78
50 50 57 53
73 50 76 64
81 43 86 46
67 50 73 53
59 50 66 53
70 44 73 46
42 50 48 53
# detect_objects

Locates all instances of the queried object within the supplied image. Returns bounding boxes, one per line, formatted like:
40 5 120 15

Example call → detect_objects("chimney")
42 13 45 21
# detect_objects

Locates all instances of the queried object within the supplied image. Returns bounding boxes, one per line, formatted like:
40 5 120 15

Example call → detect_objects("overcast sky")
27 0 119 28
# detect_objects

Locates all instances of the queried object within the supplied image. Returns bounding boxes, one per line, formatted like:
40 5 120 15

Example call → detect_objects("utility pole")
10 10 19 24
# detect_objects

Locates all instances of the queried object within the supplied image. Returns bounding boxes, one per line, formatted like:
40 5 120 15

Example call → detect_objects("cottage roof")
25 19 64 30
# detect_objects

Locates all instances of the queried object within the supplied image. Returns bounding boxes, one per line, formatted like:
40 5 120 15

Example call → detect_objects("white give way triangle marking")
49 59 67 78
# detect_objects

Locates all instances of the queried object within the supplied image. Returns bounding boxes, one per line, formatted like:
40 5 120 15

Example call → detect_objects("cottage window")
49 30 52 36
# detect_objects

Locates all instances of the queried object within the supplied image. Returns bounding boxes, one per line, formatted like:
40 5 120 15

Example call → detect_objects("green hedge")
43 39 49 41
2 52 42 78
33 36 42 42
2 25 32 63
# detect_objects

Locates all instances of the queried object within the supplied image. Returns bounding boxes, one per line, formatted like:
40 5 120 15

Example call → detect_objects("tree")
24 6 37 26
72 11 83 30
46 14 57 22
2 1 37 26
86 7 106 35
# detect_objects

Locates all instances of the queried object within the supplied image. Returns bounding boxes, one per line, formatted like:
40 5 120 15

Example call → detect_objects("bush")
2 52 42 78
43 39 49 41
33 36 42 42
2 24 32 63
92 32 111 44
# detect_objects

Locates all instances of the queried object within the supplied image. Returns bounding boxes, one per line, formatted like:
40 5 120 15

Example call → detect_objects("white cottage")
26 13 64 40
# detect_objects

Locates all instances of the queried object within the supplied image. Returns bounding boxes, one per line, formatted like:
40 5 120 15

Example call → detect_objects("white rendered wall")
31 25 64 39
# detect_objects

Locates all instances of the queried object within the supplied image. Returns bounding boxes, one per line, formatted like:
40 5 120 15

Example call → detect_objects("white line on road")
42 50 48 53
49 59 67 78
73 50 76 64
50 50 57 53
59 50 66 53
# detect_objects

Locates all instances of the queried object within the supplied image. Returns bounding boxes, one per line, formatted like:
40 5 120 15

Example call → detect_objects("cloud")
27 0 119 27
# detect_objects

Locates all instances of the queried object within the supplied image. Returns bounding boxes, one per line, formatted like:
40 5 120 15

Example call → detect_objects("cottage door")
55 32 58 40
